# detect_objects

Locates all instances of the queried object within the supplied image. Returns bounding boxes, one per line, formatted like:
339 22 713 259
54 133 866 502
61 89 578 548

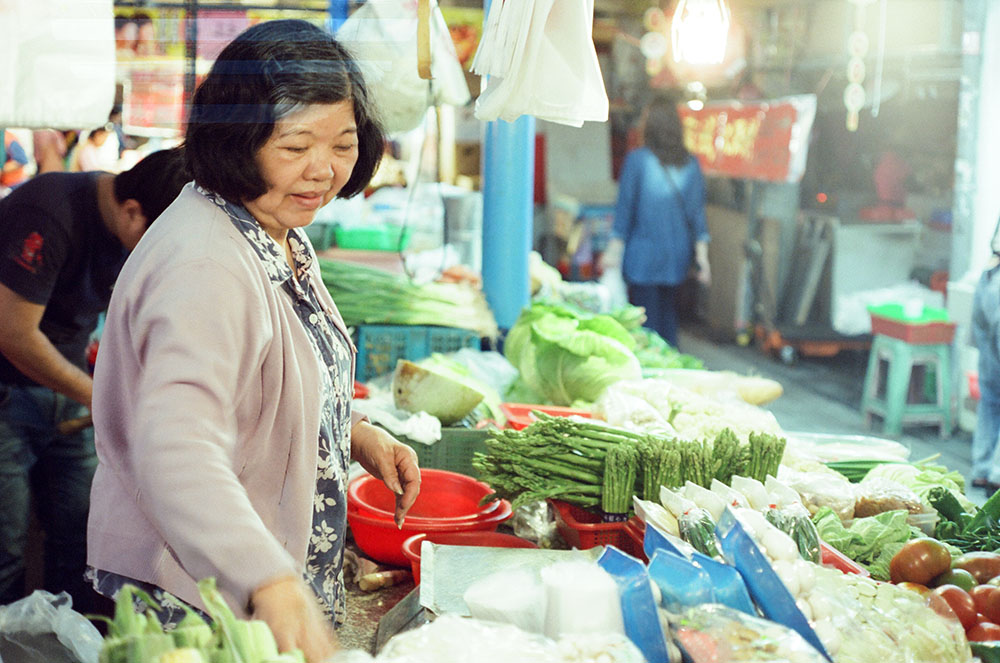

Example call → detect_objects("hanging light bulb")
671 0 731 65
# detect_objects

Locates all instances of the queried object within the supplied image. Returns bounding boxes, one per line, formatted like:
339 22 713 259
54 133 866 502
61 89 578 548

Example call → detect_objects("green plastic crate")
334 225 411 251
354 324 481 381
395 427 492 478
866 302 949 324
303 222 337 250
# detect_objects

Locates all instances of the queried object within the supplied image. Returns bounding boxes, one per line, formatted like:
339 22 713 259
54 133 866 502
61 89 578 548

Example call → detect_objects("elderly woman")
86 20 420 661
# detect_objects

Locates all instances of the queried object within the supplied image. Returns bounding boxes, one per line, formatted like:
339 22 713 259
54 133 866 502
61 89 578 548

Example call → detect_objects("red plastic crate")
501 403 593 430
622 518 650 562
549 499 630 550
820 541 870 576
870 314 956 345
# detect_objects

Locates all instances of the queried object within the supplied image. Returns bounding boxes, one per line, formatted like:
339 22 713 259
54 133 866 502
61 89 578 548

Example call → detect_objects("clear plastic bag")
337 0 470 133
510 500 561 549
853 477 928 518
0 591 103 663
377 613 563 663
672 603 829 663
777 465 856 521
765 504 822 564
471 0 608 127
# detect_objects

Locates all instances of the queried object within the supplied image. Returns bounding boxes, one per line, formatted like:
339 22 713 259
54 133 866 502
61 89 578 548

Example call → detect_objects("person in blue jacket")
600 95 711 349
971 215 1000 495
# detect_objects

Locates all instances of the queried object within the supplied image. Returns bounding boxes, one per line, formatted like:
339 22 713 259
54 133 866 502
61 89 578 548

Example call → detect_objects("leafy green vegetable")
811 507 917 580
630 326 703 371
317 257 498 338
504 302 642 406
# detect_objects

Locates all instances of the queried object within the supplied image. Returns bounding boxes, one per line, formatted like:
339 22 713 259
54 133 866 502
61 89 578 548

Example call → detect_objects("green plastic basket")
334 225 411 251
396 427 491 478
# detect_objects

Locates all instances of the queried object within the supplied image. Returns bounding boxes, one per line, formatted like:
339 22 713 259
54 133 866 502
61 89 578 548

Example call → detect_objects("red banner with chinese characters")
677 94 816 183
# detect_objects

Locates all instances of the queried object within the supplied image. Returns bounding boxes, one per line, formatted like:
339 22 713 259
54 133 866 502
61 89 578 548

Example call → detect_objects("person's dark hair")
113 147 190 224
185 19 384 203
644 95 690 168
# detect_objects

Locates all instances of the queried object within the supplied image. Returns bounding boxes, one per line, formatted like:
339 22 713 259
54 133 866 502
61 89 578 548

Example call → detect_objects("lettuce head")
504 302 642 406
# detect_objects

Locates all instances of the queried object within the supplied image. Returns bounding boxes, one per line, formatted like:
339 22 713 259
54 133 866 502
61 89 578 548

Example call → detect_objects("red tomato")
927 592 960 623
967 622 1000 641
953 552 1000 585
932 585 979 630
971 584 1000 624
890 538 952 585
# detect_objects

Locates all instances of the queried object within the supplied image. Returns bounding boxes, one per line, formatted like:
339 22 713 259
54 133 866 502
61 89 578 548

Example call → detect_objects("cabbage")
504 302 642 406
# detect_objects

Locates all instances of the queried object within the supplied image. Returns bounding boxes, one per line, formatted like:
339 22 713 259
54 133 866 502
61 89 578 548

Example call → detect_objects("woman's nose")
305 153 335 180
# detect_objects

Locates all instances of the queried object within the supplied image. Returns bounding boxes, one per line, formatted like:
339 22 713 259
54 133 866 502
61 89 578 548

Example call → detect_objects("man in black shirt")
0 147 189 611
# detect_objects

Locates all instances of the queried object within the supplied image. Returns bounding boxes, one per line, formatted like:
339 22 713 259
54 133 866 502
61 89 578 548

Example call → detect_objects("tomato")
932 568 978 592
988 575 1000 587
927 592 960 623
897 581 931 596
971 584 1000 624
953 552 1000 585
932 584 979 630
967 622 1000 641
890 538 953 585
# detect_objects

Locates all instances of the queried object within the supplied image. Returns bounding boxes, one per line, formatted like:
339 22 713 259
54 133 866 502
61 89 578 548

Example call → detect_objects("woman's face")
246 101 359 243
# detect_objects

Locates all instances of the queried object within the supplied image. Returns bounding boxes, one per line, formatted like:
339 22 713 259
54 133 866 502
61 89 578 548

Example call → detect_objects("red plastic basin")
401 531 538 584
500 403 593 430
348 498 513 567
348 468 498 522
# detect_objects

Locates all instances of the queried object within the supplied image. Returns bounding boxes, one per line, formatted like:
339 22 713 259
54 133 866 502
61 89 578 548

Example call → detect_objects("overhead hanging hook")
417 0 432 79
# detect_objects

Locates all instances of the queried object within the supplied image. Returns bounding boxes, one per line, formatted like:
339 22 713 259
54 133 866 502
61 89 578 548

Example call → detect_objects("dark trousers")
627 282 680 348
0 384 99 612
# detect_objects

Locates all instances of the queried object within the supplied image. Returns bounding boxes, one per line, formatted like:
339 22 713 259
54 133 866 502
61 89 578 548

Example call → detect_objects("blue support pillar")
328 0 349 32
481 116 535 332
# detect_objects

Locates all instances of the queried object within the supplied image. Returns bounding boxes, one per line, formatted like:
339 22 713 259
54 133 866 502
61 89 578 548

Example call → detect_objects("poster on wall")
678 94 817 183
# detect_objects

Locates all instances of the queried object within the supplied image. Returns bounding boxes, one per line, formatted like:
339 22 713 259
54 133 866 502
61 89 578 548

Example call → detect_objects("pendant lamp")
670 0 730 65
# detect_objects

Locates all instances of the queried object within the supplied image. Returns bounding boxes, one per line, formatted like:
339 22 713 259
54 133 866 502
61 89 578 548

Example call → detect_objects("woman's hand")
694 240 711 287
250 576 338 663
350 421 420 527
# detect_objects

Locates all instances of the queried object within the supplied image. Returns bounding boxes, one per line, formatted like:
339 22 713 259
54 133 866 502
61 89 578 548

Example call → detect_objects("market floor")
677 323 987 505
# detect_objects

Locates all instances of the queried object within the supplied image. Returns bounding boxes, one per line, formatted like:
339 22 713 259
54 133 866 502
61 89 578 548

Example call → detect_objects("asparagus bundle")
472 413 787 518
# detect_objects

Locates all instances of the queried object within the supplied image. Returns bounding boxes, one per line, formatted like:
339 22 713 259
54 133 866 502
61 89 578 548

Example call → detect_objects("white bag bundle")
0 0 115 129
472 0 608 127
337 0 470 134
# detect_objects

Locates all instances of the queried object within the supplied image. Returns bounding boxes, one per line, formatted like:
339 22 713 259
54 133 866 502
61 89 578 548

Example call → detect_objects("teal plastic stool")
861 334 953 437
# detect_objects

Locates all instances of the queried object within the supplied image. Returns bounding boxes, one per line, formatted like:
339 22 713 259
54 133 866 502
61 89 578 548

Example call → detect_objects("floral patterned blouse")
89 186 353 627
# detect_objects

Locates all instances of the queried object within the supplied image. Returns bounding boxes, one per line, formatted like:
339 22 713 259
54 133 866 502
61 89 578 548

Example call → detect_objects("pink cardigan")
87 184 364 617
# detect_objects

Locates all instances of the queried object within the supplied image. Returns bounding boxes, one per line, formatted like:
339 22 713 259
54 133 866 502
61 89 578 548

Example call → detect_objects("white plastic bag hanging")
472 0 608 127
0 0 116 129
338 0 470 134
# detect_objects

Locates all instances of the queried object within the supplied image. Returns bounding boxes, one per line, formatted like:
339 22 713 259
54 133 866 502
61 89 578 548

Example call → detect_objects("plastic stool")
861 334 953 437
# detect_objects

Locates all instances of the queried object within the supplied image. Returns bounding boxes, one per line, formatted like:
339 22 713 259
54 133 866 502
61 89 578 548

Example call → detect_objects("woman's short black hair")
185 19 384 203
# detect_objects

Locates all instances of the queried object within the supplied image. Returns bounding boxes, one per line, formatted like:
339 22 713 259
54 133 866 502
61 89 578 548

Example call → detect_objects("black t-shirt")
0 172 127 385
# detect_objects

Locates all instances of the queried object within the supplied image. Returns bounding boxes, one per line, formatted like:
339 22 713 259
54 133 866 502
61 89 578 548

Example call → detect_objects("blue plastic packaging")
597 546 670 663
643 520 696 561
647 549 715 613
688 550 756 615
715 508 831 661
644 517 756 615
